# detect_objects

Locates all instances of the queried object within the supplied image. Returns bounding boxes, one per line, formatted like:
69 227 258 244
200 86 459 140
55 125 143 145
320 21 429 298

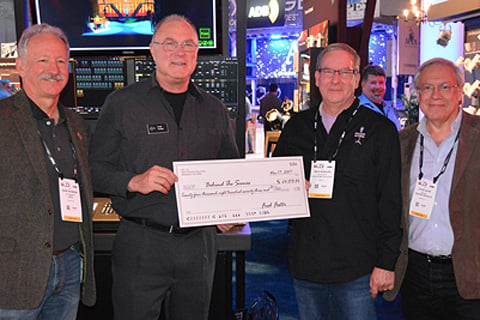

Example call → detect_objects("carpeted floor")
244 220 298 319
243 219 404 320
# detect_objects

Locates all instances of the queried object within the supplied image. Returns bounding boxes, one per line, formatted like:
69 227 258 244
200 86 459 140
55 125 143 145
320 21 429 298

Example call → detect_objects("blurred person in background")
359 64 401 130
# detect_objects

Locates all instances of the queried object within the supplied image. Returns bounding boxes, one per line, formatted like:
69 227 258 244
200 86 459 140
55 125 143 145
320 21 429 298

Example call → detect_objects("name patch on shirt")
147 123 169 135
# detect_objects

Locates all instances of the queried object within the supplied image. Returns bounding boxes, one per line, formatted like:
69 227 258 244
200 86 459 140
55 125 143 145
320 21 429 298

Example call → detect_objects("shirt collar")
319 102 336 120
359 93 387 107
149 73 202 99
319 98 359 118
417 107 462 139
27 95 66 125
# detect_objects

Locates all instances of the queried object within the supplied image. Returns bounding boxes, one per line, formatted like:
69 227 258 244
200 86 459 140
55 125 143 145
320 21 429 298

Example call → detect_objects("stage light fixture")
437 30 452 47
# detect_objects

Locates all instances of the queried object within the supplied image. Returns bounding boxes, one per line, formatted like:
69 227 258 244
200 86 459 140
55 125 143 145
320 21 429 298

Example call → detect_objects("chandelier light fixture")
402 0 431 24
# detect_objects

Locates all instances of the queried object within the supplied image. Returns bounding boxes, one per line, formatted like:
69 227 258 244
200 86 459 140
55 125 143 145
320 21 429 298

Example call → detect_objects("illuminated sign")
198 27 214 47
247 0 285 28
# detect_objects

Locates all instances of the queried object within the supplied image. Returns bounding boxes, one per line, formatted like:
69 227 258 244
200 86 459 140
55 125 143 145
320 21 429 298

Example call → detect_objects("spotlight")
437 30 452 47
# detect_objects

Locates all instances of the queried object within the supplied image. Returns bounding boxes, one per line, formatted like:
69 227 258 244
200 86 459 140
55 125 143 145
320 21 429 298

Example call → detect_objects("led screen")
34 0 220 54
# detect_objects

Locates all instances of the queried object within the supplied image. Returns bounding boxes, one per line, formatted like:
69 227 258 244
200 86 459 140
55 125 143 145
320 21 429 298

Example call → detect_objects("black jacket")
274 100 402 284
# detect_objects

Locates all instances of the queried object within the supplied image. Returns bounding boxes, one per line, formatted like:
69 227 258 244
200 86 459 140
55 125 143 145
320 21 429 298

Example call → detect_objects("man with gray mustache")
39 73 65 81
0 24 96 319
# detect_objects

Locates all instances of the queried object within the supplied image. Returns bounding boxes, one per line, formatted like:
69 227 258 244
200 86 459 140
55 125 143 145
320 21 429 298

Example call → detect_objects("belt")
122 217 197 235
409 249 452 264
53 243 78 255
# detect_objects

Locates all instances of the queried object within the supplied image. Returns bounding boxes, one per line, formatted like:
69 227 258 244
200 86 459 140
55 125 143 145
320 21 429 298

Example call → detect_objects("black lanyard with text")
39 133 78 180
418 129 460 183
313 103 361 162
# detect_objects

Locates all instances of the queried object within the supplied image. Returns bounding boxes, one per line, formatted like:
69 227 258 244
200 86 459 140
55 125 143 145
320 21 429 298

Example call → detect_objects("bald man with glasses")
273 43 402 319
89 14 239 320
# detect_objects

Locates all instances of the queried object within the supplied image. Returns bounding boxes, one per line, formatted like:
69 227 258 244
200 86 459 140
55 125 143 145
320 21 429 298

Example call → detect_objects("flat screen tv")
33 0 223 55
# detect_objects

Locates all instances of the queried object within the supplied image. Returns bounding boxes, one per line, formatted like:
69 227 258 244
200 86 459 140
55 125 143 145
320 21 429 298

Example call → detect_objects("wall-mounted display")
34 0 223 55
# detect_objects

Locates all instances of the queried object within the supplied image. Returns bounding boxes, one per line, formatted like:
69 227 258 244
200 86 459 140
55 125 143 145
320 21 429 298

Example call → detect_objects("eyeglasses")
318 68 358 79
152 40 198 52
417 83 459 96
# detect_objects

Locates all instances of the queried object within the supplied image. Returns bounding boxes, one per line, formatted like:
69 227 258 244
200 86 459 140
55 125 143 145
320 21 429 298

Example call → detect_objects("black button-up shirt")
30 99 79 251
90 76 239 226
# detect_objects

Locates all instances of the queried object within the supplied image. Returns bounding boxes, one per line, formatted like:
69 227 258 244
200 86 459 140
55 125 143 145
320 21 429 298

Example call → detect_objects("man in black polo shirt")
89 15 239 320
0 24 95 319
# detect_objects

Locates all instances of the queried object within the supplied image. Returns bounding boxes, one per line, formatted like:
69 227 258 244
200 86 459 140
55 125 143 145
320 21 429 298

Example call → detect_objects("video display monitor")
33 0 222 55
59 56 127 117
133 56 238 116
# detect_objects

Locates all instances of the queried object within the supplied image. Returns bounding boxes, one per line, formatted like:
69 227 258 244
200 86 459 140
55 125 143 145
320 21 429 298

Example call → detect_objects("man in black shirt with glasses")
90 15 239 320
274 43 402 320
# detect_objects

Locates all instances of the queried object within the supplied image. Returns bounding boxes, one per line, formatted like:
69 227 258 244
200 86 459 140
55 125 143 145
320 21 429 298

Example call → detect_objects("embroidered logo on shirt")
354 126 366 145
147 123 169 135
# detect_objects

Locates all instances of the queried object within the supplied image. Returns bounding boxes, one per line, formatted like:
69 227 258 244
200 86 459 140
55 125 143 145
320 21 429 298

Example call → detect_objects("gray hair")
316 43 361 71
413 57 464 89
152 14 198 41
18 23 70 62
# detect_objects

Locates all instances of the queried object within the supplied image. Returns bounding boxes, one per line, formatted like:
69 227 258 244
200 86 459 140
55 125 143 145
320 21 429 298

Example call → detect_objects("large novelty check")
173 157 310 227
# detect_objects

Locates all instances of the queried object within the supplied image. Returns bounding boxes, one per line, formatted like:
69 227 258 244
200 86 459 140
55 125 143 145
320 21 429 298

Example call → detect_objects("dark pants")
401 249 480 320
112 220 217 320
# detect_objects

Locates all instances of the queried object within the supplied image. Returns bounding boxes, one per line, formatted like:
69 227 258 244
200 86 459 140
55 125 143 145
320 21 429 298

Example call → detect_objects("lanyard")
418 129 460 183
39 133 78 180
314 103 361 162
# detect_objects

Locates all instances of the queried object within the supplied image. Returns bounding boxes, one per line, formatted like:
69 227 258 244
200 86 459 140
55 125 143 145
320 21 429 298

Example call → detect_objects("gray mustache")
39 73 65 81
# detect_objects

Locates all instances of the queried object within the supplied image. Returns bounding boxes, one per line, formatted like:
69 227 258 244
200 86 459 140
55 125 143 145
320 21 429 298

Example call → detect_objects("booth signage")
229 0 301 30
398 19 419 75
347 0 380 21
347 0 367 21
284 0 302 26
247 0 285 28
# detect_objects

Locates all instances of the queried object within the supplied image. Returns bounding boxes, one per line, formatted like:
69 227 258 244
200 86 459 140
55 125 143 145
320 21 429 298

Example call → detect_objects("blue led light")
256 37 298 79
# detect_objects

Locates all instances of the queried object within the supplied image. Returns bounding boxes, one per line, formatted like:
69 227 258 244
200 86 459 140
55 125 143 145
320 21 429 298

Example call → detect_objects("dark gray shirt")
30 100 79 251
90 75 239 226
